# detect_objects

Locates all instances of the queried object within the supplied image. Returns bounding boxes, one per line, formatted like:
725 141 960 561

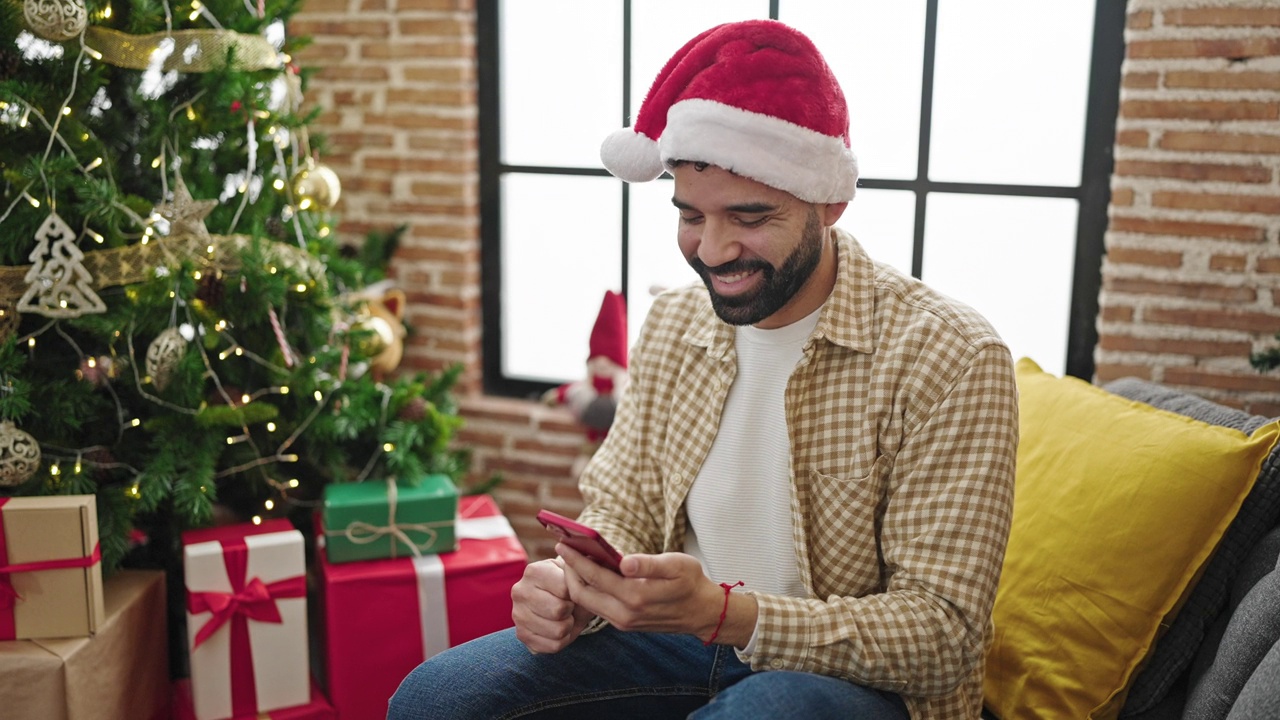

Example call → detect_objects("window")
479 0 1125 397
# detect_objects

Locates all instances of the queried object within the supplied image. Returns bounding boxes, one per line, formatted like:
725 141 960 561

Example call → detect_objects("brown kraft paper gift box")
0 569 170 720
0 495 106 640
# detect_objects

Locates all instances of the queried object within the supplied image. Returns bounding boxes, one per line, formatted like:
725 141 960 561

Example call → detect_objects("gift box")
0 569 168 720
321 475 459 563
184 519 309 720
316 494 527 720
173 678 335 720
0 495 105 640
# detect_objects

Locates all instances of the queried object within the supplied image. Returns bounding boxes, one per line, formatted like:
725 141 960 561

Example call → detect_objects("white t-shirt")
683 304 822 600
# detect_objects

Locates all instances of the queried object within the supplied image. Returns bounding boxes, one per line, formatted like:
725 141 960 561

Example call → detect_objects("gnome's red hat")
588 290 627 369
599 19 857 204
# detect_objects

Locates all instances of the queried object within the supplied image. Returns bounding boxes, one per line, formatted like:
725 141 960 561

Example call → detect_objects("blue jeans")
388 626 910 720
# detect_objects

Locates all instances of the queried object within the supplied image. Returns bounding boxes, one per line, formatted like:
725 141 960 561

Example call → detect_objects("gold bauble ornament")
23 0 88 42
146 327 189 391
292 161 342 210
0 421 41 487
351 313 394 358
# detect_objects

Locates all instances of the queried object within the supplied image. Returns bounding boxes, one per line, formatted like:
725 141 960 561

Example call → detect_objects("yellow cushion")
984 358 1280 720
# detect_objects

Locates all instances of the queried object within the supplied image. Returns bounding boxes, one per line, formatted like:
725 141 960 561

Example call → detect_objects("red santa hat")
599 19 857 204
588 290 627 369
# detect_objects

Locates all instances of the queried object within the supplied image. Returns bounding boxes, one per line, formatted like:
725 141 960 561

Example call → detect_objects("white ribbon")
411 502 517 660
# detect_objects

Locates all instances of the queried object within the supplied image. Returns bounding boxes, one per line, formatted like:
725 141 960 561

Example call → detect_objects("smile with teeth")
712 268 761 292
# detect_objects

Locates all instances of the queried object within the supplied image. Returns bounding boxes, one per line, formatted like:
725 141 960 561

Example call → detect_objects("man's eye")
737 216 768 227
680 214 704 225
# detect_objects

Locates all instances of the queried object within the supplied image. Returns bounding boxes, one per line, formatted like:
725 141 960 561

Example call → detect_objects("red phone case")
536 509 623 573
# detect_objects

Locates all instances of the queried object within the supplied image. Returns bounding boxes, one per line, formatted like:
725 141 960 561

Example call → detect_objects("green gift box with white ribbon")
321 475 459 563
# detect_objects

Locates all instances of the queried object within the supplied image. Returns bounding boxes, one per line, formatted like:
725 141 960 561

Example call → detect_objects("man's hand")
558 543 756 645
510 558 595 653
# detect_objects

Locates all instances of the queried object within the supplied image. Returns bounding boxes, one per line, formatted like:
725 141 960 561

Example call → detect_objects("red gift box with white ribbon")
316 494 527 720
183 519 310 720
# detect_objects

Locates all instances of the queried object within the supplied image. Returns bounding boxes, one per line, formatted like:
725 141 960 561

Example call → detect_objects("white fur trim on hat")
660 99 858 204
600 128 664 183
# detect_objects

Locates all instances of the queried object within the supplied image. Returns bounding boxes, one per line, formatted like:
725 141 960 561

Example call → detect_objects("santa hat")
600 19 857 204
588 290 628 369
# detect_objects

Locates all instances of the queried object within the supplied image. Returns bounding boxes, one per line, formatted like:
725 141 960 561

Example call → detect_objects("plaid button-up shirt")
578 228 1018 719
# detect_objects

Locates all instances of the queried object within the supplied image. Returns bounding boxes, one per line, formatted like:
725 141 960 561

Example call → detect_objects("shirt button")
770 659 783 669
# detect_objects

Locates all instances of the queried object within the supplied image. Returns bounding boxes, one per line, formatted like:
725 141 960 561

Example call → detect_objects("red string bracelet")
704 580 745 646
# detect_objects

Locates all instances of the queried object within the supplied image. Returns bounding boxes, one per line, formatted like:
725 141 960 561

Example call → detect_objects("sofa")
980 360 1280 720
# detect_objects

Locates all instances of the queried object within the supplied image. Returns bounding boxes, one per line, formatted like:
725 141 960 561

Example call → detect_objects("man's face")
672 164 835 329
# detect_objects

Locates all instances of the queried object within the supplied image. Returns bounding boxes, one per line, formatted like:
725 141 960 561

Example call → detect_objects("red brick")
1122 71 1160 89
1093 363 1153 384
1164 7 1280 26
1114 160 1271 184
1209 254 1248 272
1127 37 1280 60
1100 305 1135 323
1111 187 1135 206
1162 366 1280 393
1127 10 1154 29
398 18 471 37
316 65 390 82
1105 246 1183 268
1121 99 1278 122
1159 131 1280 155
1166 70 1280 91
1146 307 1278 333
1103 277 1256 303
1115 129 1149 148
291 19 390 36
1110 216 1263 242
1152 191 1280 215
1097 334 1252 358
360 41 473 60
1256 256 1280 274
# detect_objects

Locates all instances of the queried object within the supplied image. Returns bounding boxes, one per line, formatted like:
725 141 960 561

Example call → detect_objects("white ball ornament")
23 0 88 42
146 327 189 391
0 421 41 487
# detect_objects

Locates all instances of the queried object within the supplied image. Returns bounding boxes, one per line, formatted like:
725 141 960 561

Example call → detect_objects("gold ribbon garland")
83 26 283 72
0 233 326 340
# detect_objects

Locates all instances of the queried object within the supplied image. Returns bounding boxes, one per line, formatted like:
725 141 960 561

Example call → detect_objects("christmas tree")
0 0 470 572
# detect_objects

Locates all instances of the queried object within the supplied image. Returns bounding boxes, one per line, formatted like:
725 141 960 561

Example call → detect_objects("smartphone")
536 509 624 574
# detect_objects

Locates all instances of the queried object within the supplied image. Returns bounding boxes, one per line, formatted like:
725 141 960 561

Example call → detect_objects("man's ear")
822 201 848 227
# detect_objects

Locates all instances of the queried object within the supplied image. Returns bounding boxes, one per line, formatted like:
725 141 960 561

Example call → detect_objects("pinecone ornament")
0 48 20 82
398 396 428 422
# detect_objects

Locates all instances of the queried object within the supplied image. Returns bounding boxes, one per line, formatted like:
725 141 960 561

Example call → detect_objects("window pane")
839 188 915 275
921 194 1078 376
628 178 700 347
930 1 1095 186
780 1 926 180
500 1 622 167
502 174 622 382
630 1 769 117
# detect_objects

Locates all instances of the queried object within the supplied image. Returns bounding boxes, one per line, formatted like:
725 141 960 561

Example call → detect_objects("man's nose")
697 219 741 268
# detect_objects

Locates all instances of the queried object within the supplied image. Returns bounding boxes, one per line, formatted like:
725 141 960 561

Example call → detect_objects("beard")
688 208 826 326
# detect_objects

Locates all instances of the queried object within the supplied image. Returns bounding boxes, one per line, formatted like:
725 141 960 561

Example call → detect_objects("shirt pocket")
806 456 889 595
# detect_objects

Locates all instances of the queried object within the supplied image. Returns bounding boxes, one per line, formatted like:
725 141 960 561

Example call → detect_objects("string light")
193 271 202 280
313 390 322 402
129 418 142 427
318 226 331 238
186 106 197 121
272 178 285 190
22 192 39 208
264 499 275 510
27 338 35 349
252 516 262 525
266 422 277 432
18 108 29 127
295 284 307 293
281 454 299 462
189 1 202 20
102 4 112 18
50 464 61 476
84 157 103 172
279 386 289 395
85 46 103 60
298 198 313 210
214 320 227 331
86 229 105 243
60 106 71 116
240 393 251 405
382 443 395 452
288 478 299 488
151 156 162 169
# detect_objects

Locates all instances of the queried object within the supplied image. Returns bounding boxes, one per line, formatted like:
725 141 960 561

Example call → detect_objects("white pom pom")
600 128 664 183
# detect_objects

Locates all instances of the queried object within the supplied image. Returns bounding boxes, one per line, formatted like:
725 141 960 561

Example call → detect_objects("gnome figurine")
544 290 629 443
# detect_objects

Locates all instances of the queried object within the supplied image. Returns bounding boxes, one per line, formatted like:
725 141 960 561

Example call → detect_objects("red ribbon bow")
188 574 304 648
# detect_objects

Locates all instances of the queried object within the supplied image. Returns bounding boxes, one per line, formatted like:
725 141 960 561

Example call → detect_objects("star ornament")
155 175 218 241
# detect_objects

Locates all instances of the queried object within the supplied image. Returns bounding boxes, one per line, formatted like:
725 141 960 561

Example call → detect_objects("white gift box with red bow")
183 519 309 720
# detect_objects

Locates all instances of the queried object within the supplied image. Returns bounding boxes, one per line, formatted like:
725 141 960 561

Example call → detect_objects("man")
389 19 1017 720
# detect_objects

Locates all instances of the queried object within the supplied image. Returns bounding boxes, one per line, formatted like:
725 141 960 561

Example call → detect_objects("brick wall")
1097 0 1280 415
292 0 1280 559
